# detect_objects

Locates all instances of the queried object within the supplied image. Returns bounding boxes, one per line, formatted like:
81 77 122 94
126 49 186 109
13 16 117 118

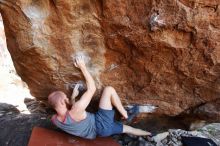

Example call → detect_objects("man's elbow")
88 85 96 93
91 86 96 93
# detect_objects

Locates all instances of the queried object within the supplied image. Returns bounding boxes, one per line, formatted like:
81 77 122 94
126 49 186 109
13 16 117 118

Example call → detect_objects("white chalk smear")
152 14 165 26
138 104 158 113
125 104 158 113
106 64 119 72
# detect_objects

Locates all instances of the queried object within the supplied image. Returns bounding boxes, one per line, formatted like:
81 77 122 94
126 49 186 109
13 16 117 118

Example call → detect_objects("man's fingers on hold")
74 84 79 90
74 62 78 67
79 55 84 61
75 84 80 88
76 56 80 61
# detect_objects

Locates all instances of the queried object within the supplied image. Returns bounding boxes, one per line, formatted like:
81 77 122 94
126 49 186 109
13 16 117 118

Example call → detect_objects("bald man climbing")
48 55 151 139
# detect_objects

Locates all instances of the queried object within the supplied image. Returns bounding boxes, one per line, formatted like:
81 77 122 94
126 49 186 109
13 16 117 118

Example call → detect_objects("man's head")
48 91 69 112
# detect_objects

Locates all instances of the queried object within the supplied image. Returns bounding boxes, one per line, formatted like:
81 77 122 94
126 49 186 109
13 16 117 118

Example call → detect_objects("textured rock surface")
0 0 219 116
192 99 220 121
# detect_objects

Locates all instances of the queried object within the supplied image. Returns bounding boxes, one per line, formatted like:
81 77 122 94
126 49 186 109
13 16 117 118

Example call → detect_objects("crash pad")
28 127 120 146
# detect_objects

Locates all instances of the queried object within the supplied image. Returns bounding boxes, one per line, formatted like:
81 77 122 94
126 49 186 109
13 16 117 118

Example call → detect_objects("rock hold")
149 13 166 31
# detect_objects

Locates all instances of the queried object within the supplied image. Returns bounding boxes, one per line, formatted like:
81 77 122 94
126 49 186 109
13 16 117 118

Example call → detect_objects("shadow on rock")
0 102 58 146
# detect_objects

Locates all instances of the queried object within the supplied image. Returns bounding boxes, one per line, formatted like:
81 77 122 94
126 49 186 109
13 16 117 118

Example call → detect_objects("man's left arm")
70 56 96 113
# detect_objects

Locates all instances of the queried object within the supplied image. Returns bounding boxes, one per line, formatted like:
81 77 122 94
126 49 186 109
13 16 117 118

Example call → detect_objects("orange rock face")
0 0 219 116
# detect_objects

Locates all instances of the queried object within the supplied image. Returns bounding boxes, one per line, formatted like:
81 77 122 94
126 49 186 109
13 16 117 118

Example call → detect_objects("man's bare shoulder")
69 108 87 122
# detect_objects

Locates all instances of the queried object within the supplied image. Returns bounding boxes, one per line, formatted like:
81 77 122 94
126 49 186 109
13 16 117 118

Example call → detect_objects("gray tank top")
52 112 96 139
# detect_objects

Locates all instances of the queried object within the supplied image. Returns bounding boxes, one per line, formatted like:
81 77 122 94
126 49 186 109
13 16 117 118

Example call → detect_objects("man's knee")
103 86 115 93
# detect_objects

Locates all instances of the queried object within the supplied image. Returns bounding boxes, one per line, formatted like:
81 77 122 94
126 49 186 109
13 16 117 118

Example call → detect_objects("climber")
48 55 151 139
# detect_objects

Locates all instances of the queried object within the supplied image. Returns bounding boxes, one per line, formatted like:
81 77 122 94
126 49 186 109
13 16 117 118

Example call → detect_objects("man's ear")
61 98 70 107
65 98 70 104
60 98 66 105
65 98 72 109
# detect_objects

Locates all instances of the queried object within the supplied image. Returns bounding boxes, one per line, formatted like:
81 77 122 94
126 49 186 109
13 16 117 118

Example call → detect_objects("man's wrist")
80 65 86 71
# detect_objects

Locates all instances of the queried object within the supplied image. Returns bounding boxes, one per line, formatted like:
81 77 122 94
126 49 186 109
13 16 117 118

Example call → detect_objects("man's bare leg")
123 125 151 136
99 86 128 118
99 86 151 136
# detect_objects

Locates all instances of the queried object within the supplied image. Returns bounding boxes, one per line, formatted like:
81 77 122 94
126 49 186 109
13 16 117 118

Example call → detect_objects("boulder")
0 0 219 116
